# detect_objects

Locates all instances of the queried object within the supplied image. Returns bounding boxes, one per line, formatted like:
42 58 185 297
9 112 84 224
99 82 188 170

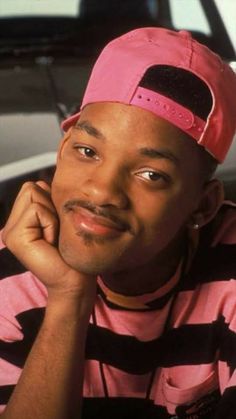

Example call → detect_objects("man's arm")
1 181 96 419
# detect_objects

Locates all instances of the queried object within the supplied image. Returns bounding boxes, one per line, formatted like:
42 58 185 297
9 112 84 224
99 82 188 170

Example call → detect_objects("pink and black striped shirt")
1 202 236 418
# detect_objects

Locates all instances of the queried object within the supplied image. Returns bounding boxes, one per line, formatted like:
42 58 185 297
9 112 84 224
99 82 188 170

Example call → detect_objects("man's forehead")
73 102 201 163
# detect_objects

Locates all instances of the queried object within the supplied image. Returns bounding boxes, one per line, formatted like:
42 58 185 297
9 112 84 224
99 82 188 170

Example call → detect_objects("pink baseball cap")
61 27 236 162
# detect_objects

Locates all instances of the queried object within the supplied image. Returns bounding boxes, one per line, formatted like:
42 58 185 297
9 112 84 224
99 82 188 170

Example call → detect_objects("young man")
0 27 236 419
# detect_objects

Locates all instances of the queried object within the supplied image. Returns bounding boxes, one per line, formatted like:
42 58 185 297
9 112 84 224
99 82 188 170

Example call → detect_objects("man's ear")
188 179 224 229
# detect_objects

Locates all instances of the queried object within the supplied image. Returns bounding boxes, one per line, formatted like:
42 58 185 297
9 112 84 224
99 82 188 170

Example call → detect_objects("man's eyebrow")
74 120 105 140
139 147 180 166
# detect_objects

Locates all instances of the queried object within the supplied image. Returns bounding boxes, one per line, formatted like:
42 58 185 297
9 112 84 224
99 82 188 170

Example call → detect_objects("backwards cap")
62 27 236 162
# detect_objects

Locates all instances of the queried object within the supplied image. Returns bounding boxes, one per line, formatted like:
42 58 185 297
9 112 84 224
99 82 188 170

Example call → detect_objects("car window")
169 0 211 35
0 0 80 17
214 0 236 52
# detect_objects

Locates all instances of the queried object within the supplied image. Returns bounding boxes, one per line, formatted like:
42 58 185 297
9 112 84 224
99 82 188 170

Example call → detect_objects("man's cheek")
50 178 64 212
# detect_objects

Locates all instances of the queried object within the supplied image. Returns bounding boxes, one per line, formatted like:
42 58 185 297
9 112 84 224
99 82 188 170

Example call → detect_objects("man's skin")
1 102 224 418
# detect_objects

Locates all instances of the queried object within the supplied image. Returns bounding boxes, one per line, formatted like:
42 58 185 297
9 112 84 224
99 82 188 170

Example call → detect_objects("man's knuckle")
1 229 7 244
21 181 35 191
2 229 13 247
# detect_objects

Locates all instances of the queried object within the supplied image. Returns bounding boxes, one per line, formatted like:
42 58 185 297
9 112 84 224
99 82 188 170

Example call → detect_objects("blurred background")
0 0 236 228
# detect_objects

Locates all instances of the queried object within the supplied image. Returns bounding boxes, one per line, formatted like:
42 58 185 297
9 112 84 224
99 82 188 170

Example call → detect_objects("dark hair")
140 65 218 179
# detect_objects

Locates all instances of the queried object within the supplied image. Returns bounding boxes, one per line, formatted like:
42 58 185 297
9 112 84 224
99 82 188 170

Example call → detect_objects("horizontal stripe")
0 394 221 419
82 397 169 419
86 316 235 374
0 395 170 418
182 243 236 290
215 386 236 419
0 384 15 406
2 306 236 375
0 248 26 280
175 388 220 418
97 284 176 312
220 328 236 370
0 308 45 368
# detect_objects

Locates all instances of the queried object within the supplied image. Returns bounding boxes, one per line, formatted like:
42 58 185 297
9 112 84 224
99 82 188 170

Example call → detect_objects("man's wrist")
45 281 96 327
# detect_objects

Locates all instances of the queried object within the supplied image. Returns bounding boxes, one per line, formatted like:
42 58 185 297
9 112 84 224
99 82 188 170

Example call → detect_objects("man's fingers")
2 181 58 245
34 203 59 245
35 180 52 194
18 181 55 212
3 202 59 249
2 181 57 240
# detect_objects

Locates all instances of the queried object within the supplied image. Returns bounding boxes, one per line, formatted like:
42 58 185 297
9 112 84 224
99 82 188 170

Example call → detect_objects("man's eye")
137 170 166 182
74 146 98 160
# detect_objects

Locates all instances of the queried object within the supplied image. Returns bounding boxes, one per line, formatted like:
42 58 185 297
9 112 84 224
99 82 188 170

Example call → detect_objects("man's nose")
82 167 130 209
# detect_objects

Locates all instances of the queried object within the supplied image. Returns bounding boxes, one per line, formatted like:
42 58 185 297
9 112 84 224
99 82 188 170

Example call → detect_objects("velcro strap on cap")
131 86 205 141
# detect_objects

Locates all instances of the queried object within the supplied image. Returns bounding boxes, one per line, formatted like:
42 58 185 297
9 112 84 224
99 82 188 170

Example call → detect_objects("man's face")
52 102 205 276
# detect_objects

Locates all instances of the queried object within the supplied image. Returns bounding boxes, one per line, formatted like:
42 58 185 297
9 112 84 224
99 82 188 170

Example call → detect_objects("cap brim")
61 112 81 132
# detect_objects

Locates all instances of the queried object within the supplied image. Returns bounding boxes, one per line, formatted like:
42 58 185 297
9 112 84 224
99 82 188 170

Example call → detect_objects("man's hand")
2 180 96 299
1 183 97 419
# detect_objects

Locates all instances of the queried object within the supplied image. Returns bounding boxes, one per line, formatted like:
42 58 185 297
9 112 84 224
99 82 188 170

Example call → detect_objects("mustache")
63 199 132 232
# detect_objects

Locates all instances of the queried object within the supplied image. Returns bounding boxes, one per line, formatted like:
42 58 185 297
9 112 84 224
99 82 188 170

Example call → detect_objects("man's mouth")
63 200 130 238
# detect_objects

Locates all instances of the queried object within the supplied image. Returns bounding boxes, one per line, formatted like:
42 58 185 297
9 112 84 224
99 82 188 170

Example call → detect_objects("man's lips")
67 206 129 237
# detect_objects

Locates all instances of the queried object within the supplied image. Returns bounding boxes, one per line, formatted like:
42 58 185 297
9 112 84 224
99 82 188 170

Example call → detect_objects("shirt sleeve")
215 276 236 418
0 242 47 412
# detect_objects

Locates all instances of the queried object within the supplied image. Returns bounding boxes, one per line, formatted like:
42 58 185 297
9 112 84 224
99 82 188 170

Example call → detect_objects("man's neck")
101 232 187 296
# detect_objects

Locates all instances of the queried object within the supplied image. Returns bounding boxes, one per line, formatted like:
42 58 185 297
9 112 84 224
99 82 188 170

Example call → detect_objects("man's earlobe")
189 179 224 230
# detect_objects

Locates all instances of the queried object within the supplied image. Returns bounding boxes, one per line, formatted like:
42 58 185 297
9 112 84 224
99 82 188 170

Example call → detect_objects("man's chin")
76 229 118 246
58 238 121 276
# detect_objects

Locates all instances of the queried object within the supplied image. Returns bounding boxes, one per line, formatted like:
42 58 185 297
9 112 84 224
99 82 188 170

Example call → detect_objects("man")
0 27 236 418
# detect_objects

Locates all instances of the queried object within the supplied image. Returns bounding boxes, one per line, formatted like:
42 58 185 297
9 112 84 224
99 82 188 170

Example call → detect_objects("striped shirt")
1 202 236 418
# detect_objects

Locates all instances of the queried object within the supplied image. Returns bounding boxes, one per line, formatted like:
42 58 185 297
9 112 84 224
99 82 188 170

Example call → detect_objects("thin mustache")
63 199 132 232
